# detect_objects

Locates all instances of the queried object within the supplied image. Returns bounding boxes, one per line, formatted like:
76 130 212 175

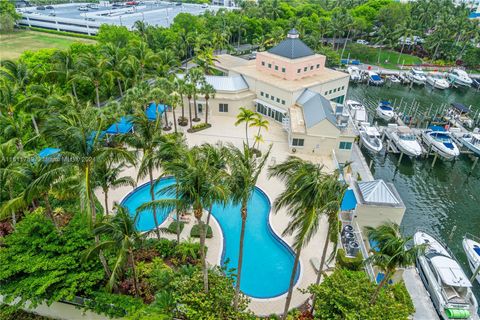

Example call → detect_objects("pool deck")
96 114 337 316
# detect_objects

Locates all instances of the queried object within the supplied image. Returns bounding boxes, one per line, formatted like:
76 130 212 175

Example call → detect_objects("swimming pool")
121 177 300 298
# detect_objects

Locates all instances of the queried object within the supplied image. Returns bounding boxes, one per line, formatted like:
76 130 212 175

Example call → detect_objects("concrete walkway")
403 268 439 320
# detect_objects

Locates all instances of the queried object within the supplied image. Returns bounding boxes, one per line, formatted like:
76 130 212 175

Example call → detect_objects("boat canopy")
430 255 472 287
340 189 357 211
380 100 391 105
428 125 446 132
451 103 469 114
398 126 413 134
365 126 380 136
370 74 382 81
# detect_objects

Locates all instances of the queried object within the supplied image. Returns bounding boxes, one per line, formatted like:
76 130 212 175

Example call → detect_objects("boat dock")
403 268 440 320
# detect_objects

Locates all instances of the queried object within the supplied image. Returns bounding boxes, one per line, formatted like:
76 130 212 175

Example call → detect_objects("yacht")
421 126 460 160
415 231 479 320
367 71 384 86
359 124 383 153
347 66 362 82
463 234 480 285
346 100 368 126
448 69 473 87
399 72 411 84
426 75 450 90
388 125 423 157
388 75 401 83
407 67 427 85
376 101 395 121
445 103 474 129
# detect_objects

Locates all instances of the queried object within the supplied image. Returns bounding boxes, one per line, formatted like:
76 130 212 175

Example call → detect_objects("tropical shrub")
0 306 51 320
154 238 177 258
187 123 212 133
167 221 185 234
308 269 414 320
336 248 363 271
174 239 203 264
0 211 104 309
82 291 144 318
190 224 213 238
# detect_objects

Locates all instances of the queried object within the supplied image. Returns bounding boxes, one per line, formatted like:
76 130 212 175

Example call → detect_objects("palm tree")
227 143 271 310
172 77 187 127
49 49 79 100
86 206 145 296
249 113 269 149
100 43 127 97
186 67 205 122
235 107 256 148
185 82 194 129
202 82 215 125
365 222 425 304
269 157 341 319
0 60 33 93
94 158 136 215
76 53 105 107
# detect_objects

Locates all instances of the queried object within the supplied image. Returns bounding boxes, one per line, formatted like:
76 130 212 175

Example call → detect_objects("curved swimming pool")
121 177 300 298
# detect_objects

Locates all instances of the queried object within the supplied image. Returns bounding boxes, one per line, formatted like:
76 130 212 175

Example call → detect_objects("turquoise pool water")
120 177 300 298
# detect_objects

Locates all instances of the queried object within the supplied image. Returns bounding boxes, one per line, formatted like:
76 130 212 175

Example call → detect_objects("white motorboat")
453 132 480 157
375 101 395 121
406 67 427 85
388 125 423 157
415 231 479 320
448 69 473 87
421 126 460 160
367 71 384 86
347 66 362 82
426 76 450 90
359 124 383 153
399 73 411 84
462 234 480 285
388 75 401 83
346 100 368 126
445 103 474 129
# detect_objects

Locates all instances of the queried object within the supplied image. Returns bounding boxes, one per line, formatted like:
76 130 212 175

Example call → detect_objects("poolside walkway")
97 114 337 316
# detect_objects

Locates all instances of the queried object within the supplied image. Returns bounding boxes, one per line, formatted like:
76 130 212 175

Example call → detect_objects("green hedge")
187 123 211 133
336 248 363 271
190 224 213 238
167 221 185 234
20 26 96 40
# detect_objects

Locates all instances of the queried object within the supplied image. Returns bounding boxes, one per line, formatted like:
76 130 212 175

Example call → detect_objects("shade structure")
146 102 166 121
38 148 61 159
106 117 134 135
340 189 357 211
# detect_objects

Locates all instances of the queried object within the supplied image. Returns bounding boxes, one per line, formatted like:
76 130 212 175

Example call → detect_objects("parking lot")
18 1 224 33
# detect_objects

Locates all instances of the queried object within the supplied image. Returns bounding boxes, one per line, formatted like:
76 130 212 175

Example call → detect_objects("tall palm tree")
186 67 205 122
86 206 145 296
249 113 269 149
49 49 79 100
227 143 271 310
76 53 106 107
269 157 341 319
100 43 127 97
365 222 425 304
235 107 256 148
94 158 136 215
202 82 215 125
0 60 33 93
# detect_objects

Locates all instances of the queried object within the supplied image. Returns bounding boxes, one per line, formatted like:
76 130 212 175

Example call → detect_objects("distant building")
193 29 355 163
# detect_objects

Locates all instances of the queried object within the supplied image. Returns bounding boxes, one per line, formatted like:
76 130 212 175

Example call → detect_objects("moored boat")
462 234 480 285
421 125 460 160
388 75 401 83
448 69 473 87
388 125 423 157
415 231 479 320
445 103 474 129
407 67 427 85
359 124 383 153
346 100 368 126
376 100 395 121
367 71 384 86
426 76 450 90
453 132 480 157
347 66 362 82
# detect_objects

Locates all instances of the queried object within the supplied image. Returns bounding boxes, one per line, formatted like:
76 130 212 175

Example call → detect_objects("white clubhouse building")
188 29 355 164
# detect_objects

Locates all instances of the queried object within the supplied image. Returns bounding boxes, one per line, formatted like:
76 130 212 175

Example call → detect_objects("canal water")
347 83 480 295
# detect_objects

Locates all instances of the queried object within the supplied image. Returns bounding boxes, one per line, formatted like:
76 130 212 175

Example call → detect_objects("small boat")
454 132 480 157
421 125 460 160
426 75 450 90
415 231 479 320
347 66 361 82
472 78 480 89
346 100 368 126
375 101 395 121
359 124 383 153
448 69 473 87
398 73 411 84
463 234 480 285
367 71 384 86
445 103 474 129
388 126 423 157
388 75 401 83
406 67 427 85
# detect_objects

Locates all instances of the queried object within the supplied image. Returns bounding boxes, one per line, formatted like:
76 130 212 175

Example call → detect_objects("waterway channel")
347 83 480 296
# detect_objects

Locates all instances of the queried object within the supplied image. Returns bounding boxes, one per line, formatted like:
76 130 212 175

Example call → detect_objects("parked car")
356 39 369 45
78 6 89 10
87 3 99 9
48 12 56 16
45 5 54 9
85 17 96 21
201 3 208 8
175 2 182 5
126 1 138 5
36 5 45 10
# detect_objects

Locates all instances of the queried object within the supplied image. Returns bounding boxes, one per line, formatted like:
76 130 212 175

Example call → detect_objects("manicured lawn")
0 30 96 60
342 43 423 70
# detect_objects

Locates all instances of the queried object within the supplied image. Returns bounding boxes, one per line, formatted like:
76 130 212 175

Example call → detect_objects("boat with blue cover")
367 71 384 86
463 234 480 285
421 125 460 160
376 100 395 121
